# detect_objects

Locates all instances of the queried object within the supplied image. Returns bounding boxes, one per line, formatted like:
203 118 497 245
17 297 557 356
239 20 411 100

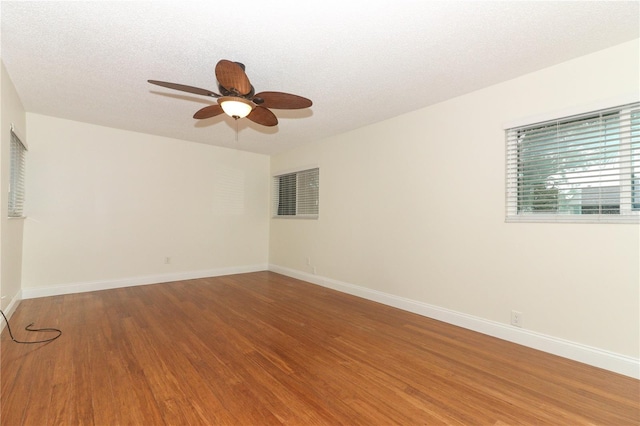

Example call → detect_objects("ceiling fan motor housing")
218 84 256 99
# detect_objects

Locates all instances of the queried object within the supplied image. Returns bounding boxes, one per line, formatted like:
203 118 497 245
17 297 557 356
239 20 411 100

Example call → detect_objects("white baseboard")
17 263 639 379
21 263 269 300
269 264 640 379
0 290 22 332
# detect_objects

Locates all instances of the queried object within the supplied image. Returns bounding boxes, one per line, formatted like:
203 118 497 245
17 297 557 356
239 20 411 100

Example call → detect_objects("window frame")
272 167 319 219
505 102 640 224
8 126 27 218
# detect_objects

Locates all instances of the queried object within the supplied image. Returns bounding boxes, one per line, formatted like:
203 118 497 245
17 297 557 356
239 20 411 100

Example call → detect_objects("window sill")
272 215 318 220
506 214 639 224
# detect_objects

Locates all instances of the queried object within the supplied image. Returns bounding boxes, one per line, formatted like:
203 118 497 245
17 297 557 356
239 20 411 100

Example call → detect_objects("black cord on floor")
0 309 62 344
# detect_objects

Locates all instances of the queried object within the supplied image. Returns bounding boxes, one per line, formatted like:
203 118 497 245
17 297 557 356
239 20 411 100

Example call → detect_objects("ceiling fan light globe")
218 97 254 119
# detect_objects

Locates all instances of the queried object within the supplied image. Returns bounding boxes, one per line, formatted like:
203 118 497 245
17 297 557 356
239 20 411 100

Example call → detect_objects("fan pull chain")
235 118 239 142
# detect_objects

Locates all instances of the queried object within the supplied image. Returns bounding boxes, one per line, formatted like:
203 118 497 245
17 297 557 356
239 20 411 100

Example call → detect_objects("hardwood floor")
1 271 638 425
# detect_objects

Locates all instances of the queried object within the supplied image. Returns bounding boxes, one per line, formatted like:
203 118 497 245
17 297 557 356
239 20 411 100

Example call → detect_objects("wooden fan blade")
247 106 278 127
254 91 312 109
215 60 252 95
148 80 220 97
193 104 224 119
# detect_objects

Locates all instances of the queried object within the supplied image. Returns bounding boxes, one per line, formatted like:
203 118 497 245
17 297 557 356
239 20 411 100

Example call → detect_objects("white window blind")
9 127 27 218
272 168 319 218
506 102 640 223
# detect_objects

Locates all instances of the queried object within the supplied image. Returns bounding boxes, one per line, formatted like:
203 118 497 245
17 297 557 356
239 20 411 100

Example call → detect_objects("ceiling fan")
148 60 312 127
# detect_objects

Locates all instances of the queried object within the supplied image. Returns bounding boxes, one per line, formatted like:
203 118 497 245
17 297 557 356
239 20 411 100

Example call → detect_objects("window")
272 168 319 218
506 102 640 223
8 127 27 218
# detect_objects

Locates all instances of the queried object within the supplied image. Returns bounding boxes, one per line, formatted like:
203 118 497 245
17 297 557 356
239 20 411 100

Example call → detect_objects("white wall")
21 114 270 294
270 39 640 363
0 60 26 314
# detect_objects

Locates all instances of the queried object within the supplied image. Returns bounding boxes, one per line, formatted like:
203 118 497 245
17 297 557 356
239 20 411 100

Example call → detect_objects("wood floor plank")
2 295 63 426
2 271 638 425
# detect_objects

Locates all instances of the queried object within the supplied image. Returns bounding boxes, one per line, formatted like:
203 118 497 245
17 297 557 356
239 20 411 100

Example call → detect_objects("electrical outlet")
511 310 523 327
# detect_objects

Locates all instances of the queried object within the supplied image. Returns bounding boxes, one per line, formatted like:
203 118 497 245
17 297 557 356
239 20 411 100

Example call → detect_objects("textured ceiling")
1 1 638 155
